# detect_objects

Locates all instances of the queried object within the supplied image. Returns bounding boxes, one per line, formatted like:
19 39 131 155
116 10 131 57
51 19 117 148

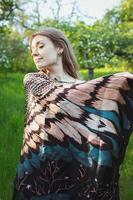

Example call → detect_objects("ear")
57 46 63 55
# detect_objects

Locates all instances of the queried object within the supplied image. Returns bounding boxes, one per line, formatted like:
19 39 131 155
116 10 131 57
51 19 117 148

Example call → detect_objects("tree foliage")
120 0 133 22
0 0 133 72
0 0 20 23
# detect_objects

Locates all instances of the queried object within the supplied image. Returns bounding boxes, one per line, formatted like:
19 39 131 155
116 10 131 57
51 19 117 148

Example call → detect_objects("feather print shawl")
13 71 133 200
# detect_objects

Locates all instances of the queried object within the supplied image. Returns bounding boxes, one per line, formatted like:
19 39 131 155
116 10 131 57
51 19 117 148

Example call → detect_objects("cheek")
46 48 58 62
50 51 58 60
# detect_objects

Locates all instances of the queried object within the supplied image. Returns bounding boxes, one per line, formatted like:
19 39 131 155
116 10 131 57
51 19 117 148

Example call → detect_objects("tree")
120 0 133 22
0 0 18 22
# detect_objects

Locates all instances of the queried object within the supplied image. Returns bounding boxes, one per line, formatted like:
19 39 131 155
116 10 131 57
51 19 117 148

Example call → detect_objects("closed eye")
38 45 44 49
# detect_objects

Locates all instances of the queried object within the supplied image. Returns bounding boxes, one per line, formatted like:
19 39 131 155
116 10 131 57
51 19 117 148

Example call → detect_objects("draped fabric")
13 71 133 200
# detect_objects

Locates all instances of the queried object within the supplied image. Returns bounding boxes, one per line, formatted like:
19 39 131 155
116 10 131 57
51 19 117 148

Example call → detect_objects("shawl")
13 71 133 200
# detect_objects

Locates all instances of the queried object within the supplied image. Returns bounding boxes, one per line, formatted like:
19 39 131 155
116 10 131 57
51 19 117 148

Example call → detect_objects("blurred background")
0 0 133 199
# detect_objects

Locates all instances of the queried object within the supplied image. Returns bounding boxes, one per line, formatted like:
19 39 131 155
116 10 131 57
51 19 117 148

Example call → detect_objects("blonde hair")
29 27 78 78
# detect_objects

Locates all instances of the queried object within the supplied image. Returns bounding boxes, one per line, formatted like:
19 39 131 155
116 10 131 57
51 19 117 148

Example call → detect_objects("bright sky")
24 0 121 24
77 0 121 18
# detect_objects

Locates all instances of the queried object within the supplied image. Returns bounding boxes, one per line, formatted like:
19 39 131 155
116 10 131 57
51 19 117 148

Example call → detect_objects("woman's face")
31 35 60 70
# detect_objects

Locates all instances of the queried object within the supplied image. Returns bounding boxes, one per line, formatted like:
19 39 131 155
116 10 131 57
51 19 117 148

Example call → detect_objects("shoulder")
23 72 35 84
23 71 55 96
23 71 50 85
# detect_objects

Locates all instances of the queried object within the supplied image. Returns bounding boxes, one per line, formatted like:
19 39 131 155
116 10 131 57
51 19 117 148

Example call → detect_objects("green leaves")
0 0 133 72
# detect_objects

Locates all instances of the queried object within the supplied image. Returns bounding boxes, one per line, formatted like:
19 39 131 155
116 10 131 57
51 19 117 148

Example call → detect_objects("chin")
36 65 47 70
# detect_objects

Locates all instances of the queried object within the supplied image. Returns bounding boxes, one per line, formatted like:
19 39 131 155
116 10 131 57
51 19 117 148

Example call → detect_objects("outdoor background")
0 0 133 199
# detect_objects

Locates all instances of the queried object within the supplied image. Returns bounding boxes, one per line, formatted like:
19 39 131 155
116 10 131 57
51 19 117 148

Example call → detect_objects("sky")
24 0 121 25
37 0 121 23
77 0 121 19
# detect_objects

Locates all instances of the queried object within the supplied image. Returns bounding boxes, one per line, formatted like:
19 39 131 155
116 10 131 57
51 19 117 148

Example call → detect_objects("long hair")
29 27 78 78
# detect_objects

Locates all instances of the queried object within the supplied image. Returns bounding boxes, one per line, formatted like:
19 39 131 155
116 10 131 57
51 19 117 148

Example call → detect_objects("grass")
0 73 24 199
0 69 133 199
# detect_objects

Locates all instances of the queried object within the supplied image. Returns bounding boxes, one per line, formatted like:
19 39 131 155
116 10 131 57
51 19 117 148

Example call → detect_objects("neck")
43 56 76 82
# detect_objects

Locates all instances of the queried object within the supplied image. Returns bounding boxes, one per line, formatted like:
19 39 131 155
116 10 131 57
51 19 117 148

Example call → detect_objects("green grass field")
0 70 133 199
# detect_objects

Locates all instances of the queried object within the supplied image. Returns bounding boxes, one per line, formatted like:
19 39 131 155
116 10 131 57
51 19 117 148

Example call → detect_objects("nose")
31 48 39 57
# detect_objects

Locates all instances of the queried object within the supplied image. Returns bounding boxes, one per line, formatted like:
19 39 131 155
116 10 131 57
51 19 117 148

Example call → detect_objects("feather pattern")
13 71 133 200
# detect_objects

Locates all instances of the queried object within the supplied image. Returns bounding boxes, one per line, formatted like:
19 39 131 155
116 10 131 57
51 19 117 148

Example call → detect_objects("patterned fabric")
13 71 133 200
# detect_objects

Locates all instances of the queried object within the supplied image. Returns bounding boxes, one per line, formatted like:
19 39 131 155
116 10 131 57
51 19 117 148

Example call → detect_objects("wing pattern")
13 72 133 200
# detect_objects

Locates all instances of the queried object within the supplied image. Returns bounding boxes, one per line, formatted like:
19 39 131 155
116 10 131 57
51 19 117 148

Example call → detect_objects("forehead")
31 35 53 47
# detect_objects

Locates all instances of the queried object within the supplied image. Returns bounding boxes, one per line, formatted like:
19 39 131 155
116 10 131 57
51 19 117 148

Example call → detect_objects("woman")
13 27 133 200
